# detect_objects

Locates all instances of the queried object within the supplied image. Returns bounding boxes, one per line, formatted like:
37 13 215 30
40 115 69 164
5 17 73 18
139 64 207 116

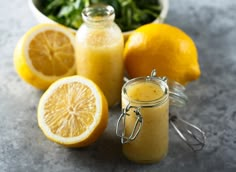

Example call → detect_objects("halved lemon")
37 76 108 147
14 23 76 89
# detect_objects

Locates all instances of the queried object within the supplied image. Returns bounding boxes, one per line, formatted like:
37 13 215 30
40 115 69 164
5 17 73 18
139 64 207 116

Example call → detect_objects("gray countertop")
1 0 236 171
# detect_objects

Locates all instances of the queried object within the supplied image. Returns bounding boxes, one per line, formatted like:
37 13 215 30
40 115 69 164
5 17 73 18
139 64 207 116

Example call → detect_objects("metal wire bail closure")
116 104 143 144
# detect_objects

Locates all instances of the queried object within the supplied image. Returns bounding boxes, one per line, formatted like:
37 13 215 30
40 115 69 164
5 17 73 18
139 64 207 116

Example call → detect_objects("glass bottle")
76 5 124 107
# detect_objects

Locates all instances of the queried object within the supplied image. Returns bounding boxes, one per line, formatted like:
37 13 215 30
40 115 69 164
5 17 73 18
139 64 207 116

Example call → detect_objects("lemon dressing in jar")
116 70 206 163
76 5 124 106
117 74 169 163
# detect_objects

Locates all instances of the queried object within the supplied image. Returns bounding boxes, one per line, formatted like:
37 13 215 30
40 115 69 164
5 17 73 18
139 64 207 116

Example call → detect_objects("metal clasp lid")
116 104 143 144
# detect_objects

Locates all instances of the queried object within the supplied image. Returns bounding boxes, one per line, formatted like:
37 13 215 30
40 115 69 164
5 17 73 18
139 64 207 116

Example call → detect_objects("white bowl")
28 0 169 38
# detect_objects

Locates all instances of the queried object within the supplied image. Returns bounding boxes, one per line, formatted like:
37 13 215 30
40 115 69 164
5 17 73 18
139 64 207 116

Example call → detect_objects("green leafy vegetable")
42 0 161 31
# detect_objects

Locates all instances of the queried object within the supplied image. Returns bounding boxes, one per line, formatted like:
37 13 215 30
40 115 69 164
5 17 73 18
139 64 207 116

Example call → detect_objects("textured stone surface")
0 0 236 171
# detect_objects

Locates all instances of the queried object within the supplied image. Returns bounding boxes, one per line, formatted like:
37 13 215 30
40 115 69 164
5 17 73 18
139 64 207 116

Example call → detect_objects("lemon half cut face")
37 76 108 147
14 24 76 89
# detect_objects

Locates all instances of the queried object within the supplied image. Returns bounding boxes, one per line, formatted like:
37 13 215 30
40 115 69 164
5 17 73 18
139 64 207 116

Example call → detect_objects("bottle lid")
147 69 188 107
168 79 188 107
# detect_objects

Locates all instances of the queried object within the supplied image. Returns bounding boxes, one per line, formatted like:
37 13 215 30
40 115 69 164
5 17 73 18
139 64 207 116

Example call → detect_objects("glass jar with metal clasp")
116 70 206 164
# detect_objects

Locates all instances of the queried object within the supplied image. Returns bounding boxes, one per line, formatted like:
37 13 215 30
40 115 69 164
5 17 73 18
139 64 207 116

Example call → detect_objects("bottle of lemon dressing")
76 5 124 106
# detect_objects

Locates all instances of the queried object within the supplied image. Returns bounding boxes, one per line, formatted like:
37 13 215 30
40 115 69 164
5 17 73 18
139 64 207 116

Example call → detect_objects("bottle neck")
82 5 115 27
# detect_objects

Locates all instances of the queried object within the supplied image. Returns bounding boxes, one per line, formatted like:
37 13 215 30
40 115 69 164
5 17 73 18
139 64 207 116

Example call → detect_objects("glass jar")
116 69 191 163
117 74 169 163
75 5 124 107
117 70 206 163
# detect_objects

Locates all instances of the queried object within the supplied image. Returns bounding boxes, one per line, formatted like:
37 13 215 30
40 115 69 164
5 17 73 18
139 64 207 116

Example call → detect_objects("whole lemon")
124 23 201 85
